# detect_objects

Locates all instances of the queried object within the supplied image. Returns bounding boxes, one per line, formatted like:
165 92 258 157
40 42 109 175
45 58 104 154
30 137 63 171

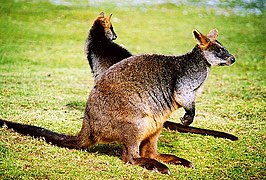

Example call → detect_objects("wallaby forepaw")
180 114 193 126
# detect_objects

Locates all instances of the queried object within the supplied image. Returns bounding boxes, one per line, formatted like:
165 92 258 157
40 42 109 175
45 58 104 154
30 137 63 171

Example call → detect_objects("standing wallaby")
84 12 238 140
0 29 235 174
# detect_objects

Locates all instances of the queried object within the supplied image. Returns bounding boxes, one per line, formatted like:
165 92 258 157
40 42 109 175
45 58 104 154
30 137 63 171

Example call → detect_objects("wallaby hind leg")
139 130 194 168
122 139 171 175
75 116 95 149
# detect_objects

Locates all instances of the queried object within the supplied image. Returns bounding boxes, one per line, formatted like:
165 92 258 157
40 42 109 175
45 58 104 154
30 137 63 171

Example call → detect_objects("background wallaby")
84 12 132 82
0 29 235 174
84 12 237 140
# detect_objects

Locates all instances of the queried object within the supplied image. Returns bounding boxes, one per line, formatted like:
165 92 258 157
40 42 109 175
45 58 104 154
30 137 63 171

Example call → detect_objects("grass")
0 0 265 179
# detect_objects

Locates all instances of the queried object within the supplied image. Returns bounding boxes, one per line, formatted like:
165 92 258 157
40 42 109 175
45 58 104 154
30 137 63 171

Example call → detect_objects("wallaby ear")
193 29 209 48
108 14 113 21
207 29 218 41
98 12 105 18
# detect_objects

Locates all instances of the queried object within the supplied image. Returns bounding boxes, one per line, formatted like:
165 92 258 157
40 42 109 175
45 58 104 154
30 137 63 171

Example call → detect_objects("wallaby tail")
163 121 238 141
0 119 91 149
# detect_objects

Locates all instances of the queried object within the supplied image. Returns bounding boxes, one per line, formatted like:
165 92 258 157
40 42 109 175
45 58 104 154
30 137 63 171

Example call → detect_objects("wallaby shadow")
86 143 122 157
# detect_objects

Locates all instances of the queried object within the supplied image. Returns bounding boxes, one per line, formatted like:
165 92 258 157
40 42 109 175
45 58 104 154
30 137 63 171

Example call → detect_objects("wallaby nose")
229 56 235 64
112 34 117 40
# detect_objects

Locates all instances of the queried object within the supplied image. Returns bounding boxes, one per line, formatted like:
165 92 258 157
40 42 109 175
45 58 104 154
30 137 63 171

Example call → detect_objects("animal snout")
229 56 235 63
226 56 235 65
112 34 117 40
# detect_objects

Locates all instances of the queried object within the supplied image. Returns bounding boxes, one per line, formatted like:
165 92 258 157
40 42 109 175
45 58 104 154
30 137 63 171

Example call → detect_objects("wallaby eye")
100 19 107 24
215 47 230 57
217 48 223 53
214 46 224 54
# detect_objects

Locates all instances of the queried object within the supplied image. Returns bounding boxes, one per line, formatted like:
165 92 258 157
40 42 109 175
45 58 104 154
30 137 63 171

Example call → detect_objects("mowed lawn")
0 1 265 179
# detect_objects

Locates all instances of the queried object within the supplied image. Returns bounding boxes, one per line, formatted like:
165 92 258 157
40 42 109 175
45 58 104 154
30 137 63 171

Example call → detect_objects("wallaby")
0 29 235 174
84 12 132 82
84 12 238 140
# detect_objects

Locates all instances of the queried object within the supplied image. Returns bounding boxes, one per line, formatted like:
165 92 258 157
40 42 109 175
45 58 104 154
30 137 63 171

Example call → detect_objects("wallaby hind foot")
156 154 194 168
133 158 171 175
121 139 171 174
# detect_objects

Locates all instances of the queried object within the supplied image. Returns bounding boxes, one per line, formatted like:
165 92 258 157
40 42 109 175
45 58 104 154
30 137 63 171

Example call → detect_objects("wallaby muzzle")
112 34 117 40
221 55 235 66
226 55 235 65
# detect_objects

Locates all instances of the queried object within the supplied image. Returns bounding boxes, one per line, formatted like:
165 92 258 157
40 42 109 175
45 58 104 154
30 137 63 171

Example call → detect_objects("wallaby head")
95 12 117 40
193 29 235 66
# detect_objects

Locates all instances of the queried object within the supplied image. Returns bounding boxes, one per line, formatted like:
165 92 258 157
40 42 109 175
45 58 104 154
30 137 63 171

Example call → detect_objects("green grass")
0 0 265 179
